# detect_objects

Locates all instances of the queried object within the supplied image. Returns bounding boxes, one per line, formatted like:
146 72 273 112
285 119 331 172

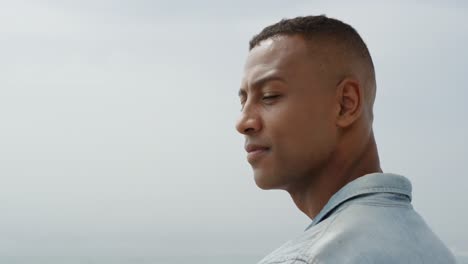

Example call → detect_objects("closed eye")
261 95 282 106
262 95 281 100
239 95 247 111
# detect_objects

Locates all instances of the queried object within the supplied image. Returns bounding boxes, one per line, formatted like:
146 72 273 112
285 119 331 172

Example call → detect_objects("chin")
253 170 283 190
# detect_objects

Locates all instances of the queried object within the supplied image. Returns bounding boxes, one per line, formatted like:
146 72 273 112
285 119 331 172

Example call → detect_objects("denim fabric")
257 173 456 264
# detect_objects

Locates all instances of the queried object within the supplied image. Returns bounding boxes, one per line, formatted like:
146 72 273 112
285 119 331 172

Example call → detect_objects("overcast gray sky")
0 0 467 259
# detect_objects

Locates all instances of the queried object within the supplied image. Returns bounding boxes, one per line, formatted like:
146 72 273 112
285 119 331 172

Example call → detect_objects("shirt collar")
305 173 412 231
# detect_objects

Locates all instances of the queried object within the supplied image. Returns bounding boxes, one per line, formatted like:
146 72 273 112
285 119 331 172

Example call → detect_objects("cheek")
270 103 335 157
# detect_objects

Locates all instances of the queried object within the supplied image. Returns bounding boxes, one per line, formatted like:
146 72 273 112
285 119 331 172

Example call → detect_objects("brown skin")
236 35 382 220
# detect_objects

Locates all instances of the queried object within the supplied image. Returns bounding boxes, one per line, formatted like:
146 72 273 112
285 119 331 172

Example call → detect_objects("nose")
235 106 262 135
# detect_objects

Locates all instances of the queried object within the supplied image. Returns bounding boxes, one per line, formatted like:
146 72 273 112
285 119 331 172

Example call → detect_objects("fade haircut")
249 15 377 117
250 15 372 65
250 15 374 73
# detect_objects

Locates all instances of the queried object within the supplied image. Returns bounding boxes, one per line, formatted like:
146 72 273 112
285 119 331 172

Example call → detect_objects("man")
236 15 456 263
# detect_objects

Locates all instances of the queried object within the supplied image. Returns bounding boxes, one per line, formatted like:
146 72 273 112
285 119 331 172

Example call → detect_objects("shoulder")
259 200 456 264
306 202 457 263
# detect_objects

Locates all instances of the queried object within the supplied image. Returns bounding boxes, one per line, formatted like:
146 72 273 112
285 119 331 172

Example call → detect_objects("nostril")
244 127 255 133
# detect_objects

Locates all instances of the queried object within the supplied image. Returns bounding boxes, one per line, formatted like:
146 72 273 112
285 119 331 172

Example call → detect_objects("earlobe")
335 78 362 128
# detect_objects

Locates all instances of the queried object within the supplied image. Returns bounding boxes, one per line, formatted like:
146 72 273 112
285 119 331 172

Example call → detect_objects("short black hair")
249 15 374 74
249 15 377 116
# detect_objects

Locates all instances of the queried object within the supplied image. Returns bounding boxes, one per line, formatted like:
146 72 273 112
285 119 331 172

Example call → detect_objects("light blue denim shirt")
258 173 456 264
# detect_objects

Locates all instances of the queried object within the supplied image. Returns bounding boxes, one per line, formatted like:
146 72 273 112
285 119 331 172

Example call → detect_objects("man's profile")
236 15 456 263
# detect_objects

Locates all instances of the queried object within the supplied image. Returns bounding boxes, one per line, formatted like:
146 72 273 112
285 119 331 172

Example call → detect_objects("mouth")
245 144 270 163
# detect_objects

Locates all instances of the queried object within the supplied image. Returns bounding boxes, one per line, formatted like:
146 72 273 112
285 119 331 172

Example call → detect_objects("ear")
335 78 363 128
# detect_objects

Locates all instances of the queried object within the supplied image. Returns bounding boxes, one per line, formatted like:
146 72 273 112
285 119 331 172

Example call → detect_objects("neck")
287 131 382 220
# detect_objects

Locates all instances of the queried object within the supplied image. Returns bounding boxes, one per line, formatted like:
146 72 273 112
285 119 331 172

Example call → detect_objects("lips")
245 144 270 163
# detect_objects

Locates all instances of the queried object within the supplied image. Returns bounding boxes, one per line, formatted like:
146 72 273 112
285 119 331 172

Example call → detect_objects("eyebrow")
238 75 286 97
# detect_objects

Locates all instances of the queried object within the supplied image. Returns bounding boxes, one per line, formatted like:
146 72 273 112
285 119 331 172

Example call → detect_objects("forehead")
243 35 312 83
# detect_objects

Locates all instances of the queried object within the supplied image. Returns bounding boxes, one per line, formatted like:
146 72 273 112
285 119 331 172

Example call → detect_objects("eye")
239 98 246 111
262 94 281 103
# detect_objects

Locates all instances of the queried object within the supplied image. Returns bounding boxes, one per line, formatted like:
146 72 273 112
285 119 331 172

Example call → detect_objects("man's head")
236 15 378 191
